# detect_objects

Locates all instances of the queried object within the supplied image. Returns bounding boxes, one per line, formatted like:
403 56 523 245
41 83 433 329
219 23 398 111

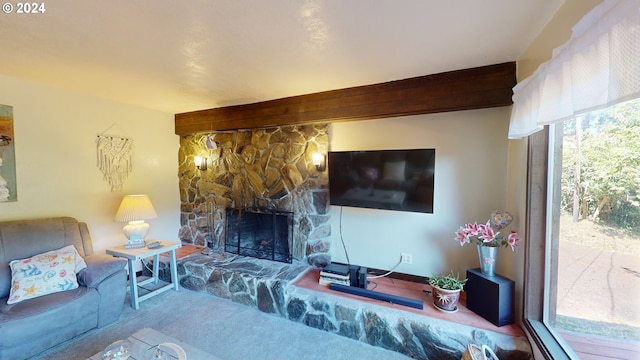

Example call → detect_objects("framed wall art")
0 104 17 202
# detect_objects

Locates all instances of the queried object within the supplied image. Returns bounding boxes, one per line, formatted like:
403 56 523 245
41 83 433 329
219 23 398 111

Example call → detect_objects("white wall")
329 107 511 277
0 74 180 253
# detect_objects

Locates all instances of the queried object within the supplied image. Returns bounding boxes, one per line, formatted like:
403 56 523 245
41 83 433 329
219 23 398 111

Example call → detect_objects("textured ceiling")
0 1 563 114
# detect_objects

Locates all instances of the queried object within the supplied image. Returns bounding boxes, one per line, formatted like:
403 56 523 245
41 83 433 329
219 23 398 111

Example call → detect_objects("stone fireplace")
177 124 331 267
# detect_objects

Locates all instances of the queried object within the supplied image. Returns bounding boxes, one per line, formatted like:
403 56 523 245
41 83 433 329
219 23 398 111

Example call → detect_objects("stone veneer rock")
148 253 532 360
177 124 331 267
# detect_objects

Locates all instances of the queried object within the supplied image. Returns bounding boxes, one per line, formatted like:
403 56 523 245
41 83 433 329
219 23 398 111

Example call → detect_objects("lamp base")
123 220 150 248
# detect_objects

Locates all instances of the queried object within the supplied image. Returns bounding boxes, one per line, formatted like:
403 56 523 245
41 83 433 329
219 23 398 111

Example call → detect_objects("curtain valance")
509 0 640 139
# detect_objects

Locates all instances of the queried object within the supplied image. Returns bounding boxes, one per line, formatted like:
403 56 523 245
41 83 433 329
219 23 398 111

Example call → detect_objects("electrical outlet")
400 253 412 264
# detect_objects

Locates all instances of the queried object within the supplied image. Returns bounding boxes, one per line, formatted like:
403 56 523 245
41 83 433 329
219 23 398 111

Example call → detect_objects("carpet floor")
31 288 412 360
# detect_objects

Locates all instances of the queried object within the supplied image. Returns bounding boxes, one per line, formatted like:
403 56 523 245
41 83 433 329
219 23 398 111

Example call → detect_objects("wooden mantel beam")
174 62 516 135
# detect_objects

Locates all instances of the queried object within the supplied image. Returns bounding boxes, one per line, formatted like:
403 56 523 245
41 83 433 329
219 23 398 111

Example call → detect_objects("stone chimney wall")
177 124 331 267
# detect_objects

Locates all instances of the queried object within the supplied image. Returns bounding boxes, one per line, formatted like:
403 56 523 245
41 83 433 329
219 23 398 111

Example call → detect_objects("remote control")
147 241 162 249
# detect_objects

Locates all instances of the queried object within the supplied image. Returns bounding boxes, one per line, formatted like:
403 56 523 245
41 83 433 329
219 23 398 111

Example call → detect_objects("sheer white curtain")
509 0 640 139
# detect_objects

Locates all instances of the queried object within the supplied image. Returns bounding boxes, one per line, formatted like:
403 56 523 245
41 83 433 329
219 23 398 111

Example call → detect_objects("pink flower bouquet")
454 212 521 251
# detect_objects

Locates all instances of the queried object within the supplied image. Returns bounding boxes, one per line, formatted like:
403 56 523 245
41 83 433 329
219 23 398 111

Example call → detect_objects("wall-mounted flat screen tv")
328 149 435 213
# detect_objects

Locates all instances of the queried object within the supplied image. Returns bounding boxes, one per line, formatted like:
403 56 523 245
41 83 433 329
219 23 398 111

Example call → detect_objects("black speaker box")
465 268 514 327
357 266 368 289
349 265 359 287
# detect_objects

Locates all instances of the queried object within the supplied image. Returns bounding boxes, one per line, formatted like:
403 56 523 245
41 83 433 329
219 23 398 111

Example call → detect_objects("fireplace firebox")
225 208 293 263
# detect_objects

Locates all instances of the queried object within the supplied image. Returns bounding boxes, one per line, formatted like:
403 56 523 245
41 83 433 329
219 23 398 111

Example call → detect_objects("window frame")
523 127 575 359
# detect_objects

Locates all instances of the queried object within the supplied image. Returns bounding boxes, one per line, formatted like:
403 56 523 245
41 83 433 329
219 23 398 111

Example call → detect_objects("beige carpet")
32 288 412 360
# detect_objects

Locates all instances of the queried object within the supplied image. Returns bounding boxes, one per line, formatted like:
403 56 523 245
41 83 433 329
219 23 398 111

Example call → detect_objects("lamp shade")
115 194 158 223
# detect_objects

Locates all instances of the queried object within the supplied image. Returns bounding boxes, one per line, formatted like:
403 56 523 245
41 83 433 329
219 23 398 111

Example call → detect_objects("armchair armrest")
77 253 127 288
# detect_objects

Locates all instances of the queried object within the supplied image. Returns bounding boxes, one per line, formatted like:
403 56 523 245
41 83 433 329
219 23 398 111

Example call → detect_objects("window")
524 99 640 359
511 2 639 356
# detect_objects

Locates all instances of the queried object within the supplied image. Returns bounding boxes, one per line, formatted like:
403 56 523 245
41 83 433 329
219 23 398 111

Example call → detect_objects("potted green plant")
428 272 467 313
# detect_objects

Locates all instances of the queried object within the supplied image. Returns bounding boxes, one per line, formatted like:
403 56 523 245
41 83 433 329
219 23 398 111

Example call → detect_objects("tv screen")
328 149 435 213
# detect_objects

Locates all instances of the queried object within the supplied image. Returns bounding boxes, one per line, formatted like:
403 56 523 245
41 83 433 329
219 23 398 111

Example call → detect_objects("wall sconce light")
312 153 326 172
194 156 208 170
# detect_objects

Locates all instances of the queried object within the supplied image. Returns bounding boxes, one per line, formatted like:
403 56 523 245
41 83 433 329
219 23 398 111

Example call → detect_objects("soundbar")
329 283 423 310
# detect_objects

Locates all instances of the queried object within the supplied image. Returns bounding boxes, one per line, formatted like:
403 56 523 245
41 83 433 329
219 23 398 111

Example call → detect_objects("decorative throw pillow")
7 245 87 304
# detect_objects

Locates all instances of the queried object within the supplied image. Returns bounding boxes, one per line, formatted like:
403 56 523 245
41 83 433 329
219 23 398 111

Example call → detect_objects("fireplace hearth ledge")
147 252 532 360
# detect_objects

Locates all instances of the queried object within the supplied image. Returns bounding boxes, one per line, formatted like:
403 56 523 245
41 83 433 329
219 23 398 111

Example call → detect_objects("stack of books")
125 238 146 249
319 263 350 286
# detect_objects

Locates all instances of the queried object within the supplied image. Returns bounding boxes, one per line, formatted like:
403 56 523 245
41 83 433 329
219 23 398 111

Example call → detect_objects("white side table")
106 240 181 309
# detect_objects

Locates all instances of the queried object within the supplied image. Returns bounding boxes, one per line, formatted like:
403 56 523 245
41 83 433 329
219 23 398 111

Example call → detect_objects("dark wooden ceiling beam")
174 62 516 135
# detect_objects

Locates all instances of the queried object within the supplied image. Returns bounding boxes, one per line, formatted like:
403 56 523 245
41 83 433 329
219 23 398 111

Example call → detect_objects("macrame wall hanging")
96 124 133 192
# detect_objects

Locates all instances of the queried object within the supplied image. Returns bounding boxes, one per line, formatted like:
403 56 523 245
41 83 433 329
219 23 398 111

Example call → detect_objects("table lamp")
115 194 158 248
